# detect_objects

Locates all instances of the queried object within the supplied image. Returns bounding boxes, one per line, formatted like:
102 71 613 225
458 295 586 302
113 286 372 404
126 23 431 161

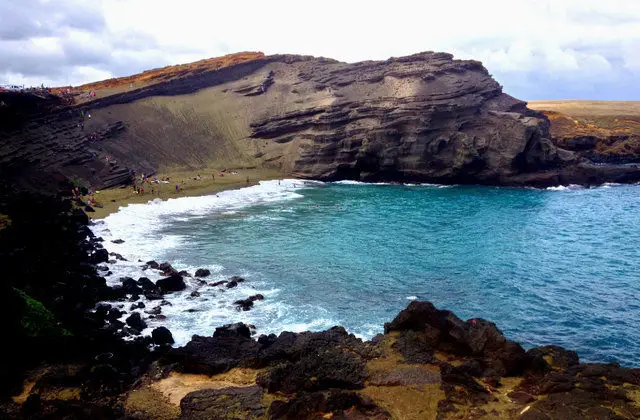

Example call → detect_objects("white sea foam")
406 295 418 300
546 184 584 191
333 180 393 185
89 179 331 345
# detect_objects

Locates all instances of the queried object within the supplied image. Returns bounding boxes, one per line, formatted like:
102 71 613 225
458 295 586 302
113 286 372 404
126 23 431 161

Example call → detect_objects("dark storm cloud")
0 0 105 41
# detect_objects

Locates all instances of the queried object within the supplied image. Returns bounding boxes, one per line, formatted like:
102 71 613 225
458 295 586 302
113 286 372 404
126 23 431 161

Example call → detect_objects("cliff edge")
2 52 640 190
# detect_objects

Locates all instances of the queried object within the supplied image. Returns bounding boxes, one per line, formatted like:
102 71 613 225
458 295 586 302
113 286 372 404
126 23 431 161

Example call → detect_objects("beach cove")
92 180 640 366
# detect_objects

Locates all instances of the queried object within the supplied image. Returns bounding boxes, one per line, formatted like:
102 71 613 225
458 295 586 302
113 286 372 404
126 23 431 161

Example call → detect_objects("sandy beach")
84 167 283 219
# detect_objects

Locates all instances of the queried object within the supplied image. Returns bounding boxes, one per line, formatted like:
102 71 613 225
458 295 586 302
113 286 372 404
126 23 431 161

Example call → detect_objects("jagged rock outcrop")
3 51 640 190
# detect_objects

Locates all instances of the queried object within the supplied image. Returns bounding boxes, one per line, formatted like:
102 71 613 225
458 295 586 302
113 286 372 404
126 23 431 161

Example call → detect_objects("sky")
0 0 639 100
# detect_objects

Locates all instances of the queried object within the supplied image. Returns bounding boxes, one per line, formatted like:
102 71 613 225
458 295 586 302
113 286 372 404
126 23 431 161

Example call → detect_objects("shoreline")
85 167 283 219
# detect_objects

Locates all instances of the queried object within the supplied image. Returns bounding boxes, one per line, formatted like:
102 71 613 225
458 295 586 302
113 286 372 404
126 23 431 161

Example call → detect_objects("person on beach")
175 184 179 193
212 173 215 181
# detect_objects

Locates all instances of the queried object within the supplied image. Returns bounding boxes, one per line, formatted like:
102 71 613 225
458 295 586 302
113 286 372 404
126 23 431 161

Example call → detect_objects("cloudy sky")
1 0 638 100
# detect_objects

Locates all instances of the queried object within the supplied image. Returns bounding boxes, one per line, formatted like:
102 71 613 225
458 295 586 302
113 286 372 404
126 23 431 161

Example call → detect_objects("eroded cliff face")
249 52 573 184
2 52 640 190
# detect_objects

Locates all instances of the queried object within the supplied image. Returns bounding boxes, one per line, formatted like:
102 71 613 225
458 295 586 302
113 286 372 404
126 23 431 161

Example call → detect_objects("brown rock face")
2 52 640 190
250 52 572 184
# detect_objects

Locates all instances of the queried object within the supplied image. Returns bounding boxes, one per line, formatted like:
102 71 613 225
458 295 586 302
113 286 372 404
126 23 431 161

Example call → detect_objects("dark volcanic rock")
111 239 125 244
267 390 390 420
151 326 174 345
120 277 143 295
385 301 526 376
210 281 227 287
256 345 366 393
233 294 264 311
158 262 177 275
91 249 109 264
194 268 211 277
156 273 186 293
146 260 159 269
137 277 157 292
226 280 238 288
179 386 265 420
214 323 252 339
125 312 147 331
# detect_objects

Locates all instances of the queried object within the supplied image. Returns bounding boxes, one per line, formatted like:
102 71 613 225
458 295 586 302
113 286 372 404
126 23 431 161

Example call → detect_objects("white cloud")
1 0 639 99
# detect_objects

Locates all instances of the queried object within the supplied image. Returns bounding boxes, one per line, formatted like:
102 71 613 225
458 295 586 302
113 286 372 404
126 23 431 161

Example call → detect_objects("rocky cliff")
3 51 640 190
528 101 640 165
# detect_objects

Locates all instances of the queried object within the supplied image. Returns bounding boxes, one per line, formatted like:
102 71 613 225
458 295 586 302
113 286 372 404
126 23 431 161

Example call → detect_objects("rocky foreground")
7 301 640 419
1 184 640 419
2 52 640 191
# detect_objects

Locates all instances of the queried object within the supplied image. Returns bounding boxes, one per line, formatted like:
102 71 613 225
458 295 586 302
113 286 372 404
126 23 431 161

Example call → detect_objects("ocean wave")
90 180 310 263
546 184 584 191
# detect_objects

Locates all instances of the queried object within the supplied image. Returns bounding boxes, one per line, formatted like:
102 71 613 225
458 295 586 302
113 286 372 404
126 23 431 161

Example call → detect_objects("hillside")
2 53 640 193
528 101 640 164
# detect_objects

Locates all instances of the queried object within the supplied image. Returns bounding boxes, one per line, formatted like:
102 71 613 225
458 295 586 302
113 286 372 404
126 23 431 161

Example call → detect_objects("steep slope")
3 52 640 191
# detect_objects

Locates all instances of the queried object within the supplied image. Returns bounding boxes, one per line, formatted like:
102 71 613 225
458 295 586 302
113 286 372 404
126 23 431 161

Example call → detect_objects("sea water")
91 180 640 366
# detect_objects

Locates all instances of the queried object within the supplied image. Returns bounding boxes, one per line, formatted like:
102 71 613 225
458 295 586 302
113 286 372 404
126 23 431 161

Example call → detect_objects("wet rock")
156 273 186 293
146 306 161 315
91 248 109 263
210 281 227 287
185 308 199 313
155 314 167 320
144 291 163 300
130 302 145 311
96 265 109 271
106 308 123 322
84 205 95 212
152 326 174 345
226 280 238 288
178 270 192 277
195 268 211 277
197 279 207 285
111 239 125 244
137 277 157 292
233 294 264 311
229 276 245 283
120 277 143 295
146 260 159 269
158 261 178 275
122 326 140 336
108 259 117 264
234 298 254 311
126 312 147 331
190 291 201 297
160 299 172 306
180 386 265 420
214 323 252 339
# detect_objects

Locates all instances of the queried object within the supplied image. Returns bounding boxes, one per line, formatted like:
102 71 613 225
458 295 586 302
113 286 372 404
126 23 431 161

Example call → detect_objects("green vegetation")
14 288 71 338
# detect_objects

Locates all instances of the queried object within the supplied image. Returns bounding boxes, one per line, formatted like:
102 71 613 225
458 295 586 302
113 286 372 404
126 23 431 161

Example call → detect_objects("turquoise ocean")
92 180 640 366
